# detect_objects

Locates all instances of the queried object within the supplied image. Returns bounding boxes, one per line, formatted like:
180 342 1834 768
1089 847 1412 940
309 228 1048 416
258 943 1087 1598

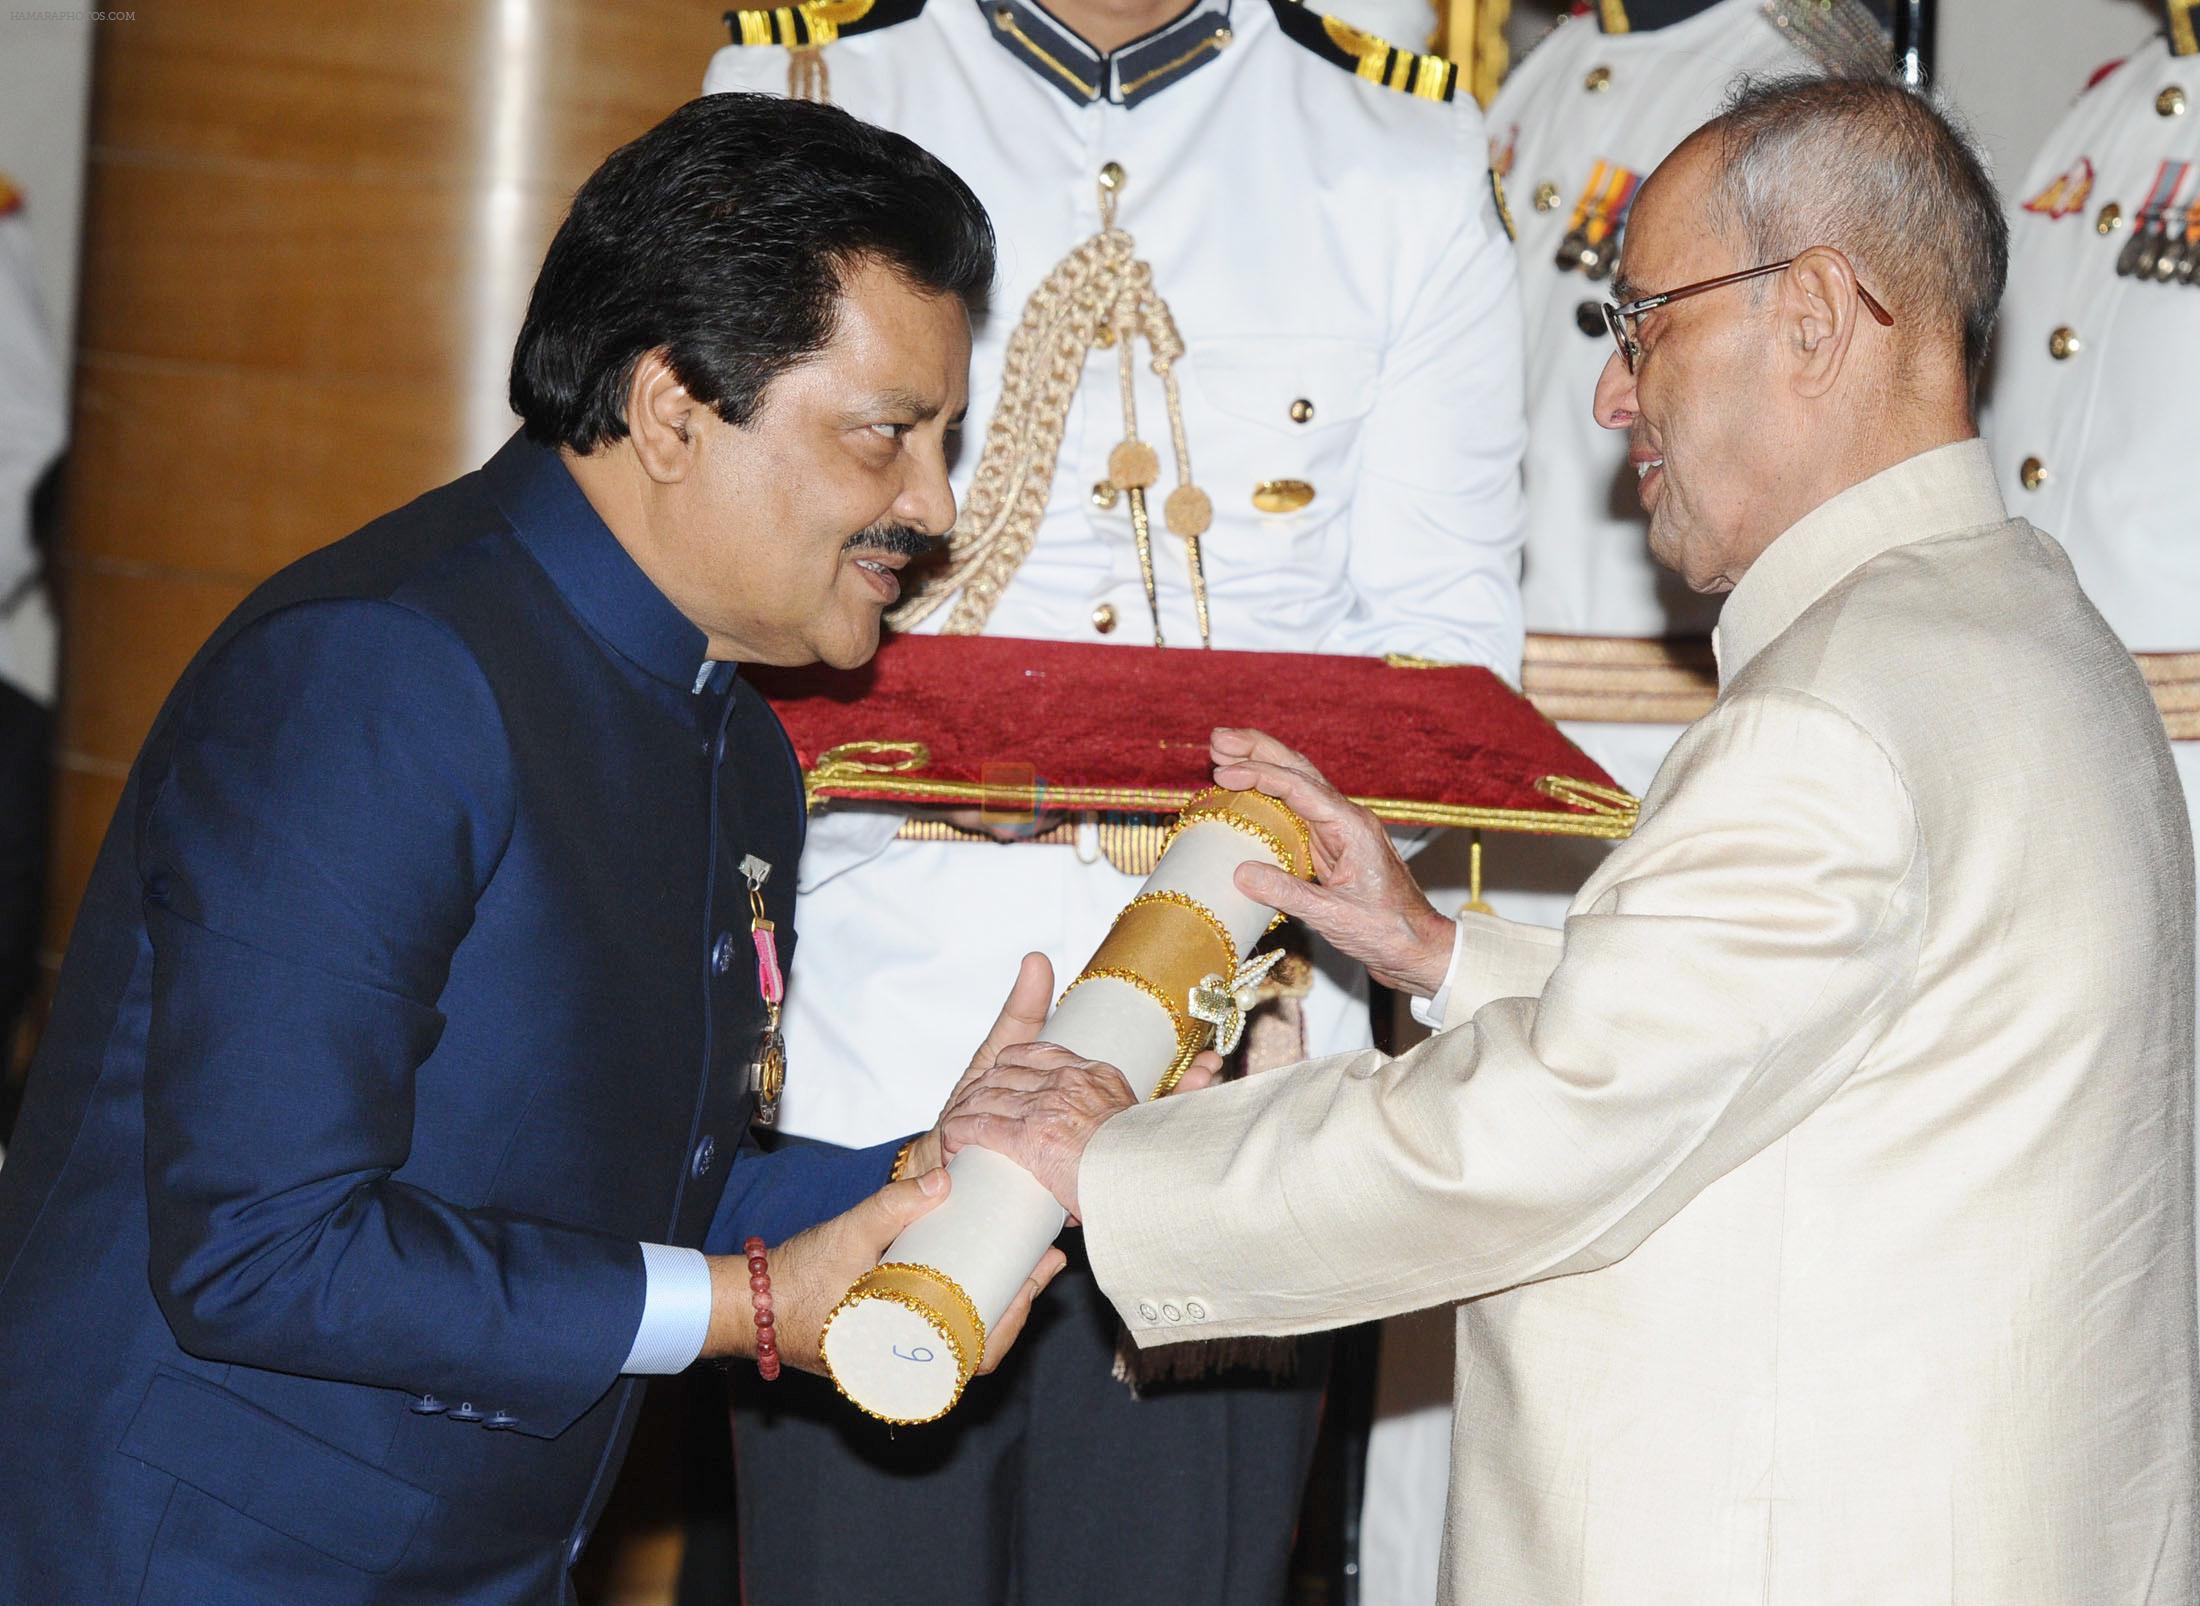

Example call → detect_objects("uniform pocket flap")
119 1370 432 1574
1187 338 1381 432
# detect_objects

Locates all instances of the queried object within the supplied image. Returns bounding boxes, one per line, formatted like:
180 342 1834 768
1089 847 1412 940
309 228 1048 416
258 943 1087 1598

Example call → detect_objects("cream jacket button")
1092 602 1118 634
2019 456 2048 491
1138 1301 1159 1322
2048 326 2080 361
1186 1301 1207 1321
1162 1303 1183 1322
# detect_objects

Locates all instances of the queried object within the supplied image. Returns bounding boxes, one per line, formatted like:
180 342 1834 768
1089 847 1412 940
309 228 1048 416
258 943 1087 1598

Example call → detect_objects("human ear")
626 349 699 484
1783 248 1861 400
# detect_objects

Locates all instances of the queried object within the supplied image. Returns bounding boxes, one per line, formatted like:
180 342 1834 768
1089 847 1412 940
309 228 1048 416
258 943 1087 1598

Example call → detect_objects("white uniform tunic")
704 0 1526 1153
0 196 64 706
1984 24 2200 1297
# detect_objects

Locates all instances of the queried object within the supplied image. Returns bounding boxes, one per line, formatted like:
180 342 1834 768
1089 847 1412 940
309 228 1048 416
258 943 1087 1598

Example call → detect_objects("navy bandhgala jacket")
0 435 897 1602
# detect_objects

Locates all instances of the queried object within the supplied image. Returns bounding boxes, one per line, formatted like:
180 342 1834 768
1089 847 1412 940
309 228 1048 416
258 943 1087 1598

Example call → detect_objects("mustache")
842 522 938 558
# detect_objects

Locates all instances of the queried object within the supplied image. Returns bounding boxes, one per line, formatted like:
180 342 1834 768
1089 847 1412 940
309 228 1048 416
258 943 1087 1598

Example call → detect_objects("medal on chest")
741 854 788 1128
2115 159 2194 279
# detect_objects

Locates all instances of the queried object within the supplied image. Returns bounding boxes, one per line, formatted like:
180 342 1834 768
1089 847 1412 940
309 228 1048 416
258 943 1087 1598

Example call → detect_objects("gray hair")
1699 74 2009 381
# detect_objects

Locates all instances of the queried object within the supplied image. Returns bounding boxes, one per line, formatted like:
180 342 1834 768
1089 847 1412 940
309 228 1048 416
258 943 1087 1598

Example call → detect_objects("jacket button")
1137 1301 1159 1322
484 1410 519 1430
448 1401 483 1423
408 1394 447 1415
692 1136 717 1179
2047 326 2080 361
1584 65 1611 92
1162 1303 1183 1323
1186 1301 1207 1321
2159 84 2187 117
2019 455 2048 491
1091 603 1118 635
1288 398 1314 424
711 932 738 974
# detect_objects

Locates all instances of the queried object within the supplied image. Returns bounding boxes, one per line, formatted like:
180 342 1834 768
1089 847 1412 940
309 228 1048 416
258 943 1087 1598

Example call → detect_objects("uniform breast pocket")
1183 338 1381 535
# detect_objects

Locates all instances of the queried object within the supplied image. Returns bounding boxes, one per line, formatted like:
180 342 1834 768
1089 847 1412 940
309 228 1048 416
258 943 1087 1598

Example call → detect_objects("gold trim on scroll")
1163 785 1316 877
820 1260 987 1425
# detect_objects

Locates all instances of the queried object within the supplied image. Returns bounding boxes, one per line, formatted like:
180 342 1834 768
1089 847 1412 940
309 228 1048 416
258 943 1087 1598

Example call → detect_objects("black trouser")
726 1234 1325 1606
0 678 48 1131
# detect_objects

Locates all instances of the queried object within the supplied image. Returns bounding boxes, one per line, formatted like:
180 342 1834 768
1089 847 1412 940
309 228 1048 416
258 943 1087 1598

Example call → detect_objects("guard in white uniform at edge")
1984 0 2200 1299
0 173 66 1113
1356 3 1889 1600
702 7 1525 1600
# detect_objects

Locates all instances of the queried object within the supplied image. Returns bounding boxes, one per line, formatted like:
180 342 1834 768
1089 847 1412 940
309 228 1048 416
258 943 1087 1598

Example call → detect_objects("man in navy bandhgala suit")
0 95 1056 1602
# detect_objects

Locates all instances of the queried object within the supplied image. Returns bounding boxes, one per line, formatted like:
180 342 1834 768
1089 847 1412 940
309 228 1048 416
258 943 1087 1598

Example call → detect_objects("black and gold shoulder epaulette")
723 0 926 50
1265 0 1458 102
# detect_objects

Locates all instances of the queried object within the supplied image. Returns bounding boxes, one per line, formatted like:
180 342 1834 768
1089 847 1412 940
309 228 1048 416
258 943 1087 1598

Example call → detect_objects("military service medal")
2118 160 2191 278
742 854 788 1127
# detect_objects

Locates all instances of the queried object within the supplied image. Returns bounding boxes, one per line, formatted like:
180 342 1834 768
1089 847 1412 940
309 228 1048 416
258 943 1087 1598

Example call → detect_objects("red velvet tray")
751 634 1637 838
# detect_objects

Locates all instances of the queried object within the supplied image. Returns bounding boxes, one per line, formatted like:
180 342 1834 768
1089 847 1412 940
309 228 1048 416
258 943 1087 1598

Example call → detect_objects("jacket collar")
980 0 1235 106
482 432 717 694
1713 438 2007 686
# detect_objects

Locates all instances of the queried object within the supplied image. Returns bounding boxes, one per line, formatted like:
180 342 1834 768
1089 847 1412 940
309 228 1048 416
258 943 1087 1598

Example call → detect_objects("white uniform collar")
979 0 1236 105
1713 439 2007 685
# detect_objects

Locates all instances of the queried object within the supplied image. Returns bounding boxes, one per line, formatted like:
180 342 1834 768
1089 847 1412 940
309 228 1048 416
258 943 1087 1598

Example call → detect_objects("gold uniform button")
2159 85 2188 117
1212 25 1232 45
1533 181 1561 212
2019 456 2048 492
1091 480 1119 509
2048 326 2081 361
1252 478 1316 514
1092 602 1118 634
992 4 1012 25
1584 65 1612 92
1288 398 1315 424
2096 202 2124 235
1099 160 1125 191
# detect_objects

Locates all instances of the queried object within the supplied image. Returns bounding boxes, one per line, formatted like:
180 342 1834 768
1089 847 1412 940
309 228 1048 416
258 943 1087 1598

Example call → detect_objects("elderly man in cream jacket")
944 75 2199 1603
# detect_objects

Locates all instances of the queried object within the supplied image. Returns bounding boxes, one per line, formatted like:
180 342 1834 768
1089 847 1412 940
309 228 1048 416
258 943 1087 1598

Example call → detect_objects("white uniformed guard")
1356 4 1887 1599
0 175 61 709
1985 0 2200 1299
702 4 1525 1599
0 172 65 1097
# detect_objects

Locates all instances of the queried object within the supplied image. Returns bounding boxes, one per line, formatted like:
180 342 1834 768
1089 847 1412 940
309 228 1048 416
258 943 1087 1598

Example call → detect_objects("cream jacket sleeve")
1081 687 1929 1341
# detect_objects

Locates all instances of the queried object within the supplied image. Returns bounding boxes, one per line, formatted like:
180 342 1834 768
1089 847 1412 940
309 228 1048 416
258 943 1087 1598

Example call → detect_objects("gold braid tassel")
889 169 1214 645
787 45 829 101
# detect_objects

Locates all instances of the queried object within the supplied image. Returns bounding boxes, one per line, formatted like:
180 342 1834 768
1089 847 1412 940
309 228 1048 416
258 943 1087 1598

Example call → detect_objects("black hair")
511 93 994 451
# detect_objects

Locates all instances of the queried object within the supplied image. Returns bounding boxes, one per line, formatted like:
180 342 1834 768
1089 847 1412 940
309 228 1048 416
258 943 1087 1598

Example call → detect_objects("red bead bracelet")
744 1236 781 1382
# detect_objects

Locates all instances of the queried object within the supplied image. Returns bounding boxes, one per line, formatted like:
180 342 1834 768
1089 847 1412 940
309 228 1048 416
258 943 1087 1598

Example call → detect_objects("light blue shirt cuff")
621 1242 713 1374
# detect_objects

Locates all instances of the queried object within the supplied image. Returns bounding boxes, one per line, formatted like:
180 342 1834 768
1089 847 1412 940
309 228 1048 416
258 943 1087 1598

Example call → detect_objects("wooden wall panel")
47 0 714 957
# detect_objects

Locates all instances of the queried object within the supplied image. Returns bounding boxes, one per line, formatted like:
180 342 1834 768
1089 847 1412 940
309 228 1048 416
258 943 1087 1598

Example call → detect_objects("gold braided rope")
888 172 1213 644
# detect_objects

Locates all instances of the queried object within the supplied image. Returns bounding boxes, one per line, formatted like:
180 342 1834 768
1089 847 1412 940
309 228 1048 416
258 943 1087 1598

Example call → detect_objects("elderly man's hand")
938 1042 1225 1220
1210 726 1457 997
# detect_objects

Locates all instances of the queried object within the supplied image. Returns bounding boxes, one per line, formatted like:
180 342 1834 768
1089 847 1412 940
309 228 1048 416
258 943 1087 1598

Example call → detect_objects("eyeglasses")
1601 257 1896 374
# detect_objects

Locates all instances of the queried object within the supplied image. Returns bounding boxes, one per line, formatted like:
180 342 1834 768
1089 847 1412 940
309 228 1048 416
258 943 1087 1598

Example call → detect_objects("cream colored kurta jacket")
1082 442 2199 1602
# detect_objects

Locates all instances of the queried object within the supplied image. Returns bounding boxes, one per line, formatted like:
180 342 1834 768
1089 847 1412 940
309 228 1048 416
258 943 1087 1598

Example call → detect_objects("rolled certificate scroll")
819 786 1314 1423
